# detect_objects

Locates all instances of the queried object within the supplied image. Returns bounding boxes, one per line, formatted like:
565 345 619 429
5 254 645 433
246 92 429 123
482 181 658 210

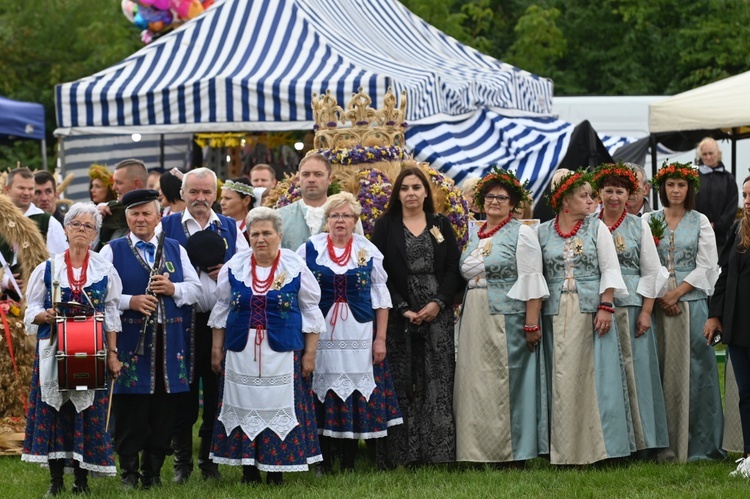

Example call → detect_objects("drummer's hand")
207 263 223 282
372 337 386 365
130 294 158 314
44 308 56 325
301 351 316 378
211 347 224 375
107 353 122 379
149 273 175 296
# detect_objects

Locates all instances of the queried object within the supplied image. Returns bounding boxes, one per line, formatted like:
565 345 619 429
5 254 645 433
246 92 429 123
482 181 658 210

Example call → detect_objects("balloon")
121 0 136 22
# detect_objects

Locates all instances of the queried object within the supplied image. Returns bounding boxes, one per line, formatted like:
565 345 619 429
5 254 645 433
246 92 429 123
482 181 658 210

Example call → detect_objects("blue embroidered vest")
109 237 192 395
611 214 644 307
305 241 374 323
652 209 706 302
161 212 238 264
538 216 601 315
38 260 107 340
224 271 304 353
460 220 525 315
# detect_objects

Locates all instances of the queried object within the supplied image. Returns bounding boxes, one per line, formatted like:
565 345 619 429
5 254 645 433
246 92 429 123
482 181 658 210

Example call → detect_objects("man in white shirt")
1 168 68 297
278 153 362 250
160 167 248 483
100 189 202 490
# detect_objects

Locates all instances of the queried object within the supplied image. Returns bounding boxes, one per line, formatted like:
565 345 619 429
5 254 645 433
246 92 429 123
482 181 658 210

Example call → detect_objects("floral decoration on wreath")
473 165 531 213
422 164 470 250
547 169 592 212
592 162 640 193
356 168 392 238
316 145 407 165
272 177 342 208
650 160 700 192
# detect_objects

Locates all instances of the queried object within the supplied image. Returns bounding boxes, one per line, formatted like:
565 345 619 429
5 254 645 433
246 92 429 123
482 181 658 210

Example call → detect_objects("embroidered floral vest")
652 209 706 302
538 216 601 315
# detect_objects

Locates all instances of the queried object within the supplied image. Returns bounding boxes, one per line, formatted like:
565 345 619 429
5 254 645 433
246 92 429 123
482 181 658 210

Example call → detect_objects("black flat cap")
121 189 159 209
185 230 226 271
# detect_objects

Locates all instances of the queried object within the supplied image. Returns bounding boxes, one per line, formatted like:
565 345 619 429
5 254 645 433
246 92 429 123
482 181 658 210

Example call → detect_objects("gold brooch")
429 226 445 244
573 237 584 255
272 271 287 291
480 240 492 257
614 233 626 253
357 248 367 267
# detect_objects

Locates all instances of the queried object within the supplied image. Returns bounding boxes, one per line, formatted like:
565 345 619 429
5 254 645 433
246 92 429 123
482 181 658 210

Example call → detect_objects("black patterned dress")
377 228 456 467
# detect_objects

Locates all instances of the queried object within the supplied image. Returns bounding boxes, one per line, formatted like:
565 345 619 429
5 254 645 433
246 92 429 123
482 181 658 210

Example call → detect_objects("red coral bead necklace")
327 235 353 266
251 251 281 293
477 214 513 239
554 216 584 239
599 208 627 233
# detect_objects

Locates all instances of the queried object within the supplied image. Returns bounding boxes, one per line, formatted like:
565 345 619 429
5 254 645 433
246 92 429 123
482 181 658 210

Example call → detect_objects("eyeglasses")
327 213 357 220
68 221 96 232
484 194 510 204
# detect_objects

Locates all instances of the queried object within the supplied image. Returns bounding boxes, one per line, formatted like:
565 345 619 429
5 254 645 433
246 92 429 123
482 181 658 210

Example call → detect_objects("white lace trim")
209 454 322 471
39 337 96 412
219 405 298 441
313 372 376 403
319 416 403 440
308 233 376 270
21 452 116 476
228 248 305 287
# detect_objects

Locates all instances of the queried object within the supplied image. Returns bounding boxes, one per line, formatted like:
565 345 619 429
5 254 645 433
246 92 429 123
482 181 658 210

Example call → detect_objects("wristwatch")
107 347 119 354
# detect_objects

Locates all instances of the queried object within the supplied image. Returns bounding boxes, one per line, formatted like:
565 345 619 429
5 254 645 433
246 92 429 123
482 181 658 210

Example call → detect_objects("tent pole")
41 138 48 171
731 128 738 177
650 134 658 209
160 134 165 169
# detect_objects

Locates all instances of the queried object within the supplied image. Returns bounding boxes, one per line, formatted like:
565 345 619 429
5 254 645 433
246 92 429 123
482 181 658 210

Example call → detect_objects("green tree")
505 5 566 77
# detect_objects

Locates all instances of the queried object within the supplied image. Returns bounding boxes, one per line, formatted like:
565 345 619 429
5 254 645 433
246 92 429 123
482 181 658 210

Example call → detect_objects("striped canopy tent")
55 0 571 198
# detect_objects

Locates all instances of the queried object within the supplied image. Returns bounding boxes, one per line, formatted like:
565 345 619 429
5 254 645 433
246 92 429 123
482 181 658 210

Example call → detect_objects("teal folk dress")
454 220 550 462
644 209 725 462
607 213 669 451
538 216 633 465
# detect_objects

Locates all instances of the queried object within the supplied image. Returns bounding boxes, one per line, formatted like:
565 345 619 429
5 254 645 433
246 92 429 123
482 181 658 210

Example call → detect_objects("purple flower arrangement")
357 168 392 238
424 165 470 250
316 146 406 165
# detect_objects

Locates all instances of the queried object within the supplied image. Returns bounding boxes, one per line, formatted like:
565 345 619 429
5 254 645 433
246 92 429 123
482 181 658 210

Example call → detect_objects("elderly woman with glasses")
297 192 402 473
208 207 326 486
454 168 549 466
22 202 123 496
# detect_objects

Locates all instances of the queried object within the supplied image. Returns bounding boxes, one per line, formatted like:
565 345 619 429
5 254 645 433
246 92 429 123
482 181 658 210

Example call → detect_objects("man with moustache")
100 189 201 489
160 167 249 483
278 153 362 250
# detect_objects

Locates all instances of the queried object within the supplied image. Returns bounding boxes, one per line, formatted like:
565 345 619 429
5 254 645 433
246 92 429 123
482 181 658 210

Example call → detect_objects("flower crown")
650 161 700 192
315 145 407 165
223 179 255 197
88 164 113 189
473 165 531 212
547 169 592 212
592 162 640 193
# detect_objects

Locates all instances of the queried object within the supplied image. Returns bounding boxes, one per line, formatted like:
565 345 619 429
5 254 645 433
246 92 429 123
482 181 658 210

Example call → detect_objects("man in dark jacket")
694 137 738 252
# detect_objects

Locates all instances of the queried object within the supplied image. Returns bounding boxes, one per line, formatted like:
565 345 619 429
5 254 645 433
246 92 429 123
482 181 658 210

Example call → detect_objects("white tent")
649 71 750 135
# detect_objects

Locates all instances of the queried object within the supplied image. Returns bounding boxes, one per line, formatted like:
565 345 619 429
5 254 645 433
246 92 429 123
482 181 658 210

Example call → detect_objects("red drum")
55 314 106 391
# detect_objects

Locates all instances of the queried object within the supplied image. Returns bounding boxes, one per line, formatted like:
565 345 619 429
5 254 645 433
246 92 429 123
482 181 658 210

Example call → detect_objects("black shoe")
119 453 140 490
340 439 358 472
198 437 221 480
173 464 191 484
241 465 261 485
72 463 90 494
201 467 221 481
140 476 162 490
315 462 332 477
45 459 65 497
141 451 166 489
171 430 194 482
266 472 284 485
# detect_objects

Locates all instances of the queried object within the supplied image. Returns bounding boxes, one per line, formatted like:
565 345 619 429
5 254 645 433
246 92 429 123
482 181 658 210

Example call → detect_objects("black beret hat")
185 230 226 271
121 189 159 209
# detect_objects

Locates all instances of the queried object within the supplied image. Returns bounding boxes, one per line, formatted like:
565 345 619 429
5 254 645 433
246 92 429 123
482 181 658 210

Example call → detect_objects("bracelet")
597 305 615 313
107 347 118 354
523 324 541 333
599 302 614 309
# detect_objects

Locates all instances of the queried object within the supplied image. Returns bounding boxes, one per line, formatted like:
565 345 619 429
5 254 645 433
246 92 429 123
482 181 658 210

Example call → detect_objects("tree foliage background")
2 0 749 169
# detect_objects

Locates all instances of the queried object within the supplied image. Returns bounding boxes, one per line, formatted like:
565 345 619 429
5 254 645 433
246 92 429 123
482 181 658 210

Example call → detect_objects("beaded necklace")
327 235 353 266
64 250 90 302
599 209 627 233
251 251 281 294
554 216 584 239
477 214 513 240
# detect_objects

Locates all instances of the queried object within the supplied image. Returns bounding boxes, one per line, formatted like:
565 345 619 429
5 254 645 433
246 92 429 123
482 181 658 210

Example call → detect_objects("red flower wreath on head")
592 162 640 194
546 169 592 212
473 165 532 213
650 160 700 192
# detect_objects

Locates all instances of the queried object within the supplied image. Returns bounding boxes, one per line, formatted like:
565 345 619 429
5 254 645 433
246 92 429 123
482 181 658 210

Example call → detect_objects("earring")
564 208 569 213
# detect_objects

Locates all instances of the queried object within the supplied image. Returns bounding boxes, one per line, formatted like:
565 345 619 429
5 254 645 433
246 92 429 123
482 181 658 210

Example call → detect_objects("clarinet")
135 232 166 356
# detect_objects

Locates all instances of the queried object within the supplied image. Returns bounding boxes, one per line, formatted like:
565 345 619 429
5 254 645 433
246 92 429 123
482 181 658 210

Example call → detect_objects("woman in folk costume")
644 162 725 462
22 202 122 495
209 207 326 485
220 177 260 244
297 192 402 473
592 163 670 456
454 168 549 465
537 169 633 465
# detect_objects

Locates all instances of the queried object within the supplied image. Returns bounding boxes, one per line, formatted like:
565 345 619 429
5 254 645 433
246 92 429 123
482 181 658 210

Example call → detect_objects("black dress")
377 228 456 467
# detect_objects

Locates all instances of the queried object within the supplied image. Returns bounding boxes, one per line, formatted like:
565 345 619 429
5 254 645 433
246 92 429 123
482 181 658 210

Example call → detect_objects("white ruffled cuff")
370 283 393 309
600 268 629 298
24 305 44 337
636 266 670 299
301 305 326 334
507 273 550 301
684 265 720 296
207 303 230 329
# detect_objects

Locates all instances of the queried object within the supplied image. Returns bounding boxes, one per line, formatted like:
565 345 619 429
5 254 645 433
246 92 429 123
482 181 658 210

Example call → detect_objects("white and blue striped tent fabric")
54 0 552 135
60 134 192 201
407 110 575 198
